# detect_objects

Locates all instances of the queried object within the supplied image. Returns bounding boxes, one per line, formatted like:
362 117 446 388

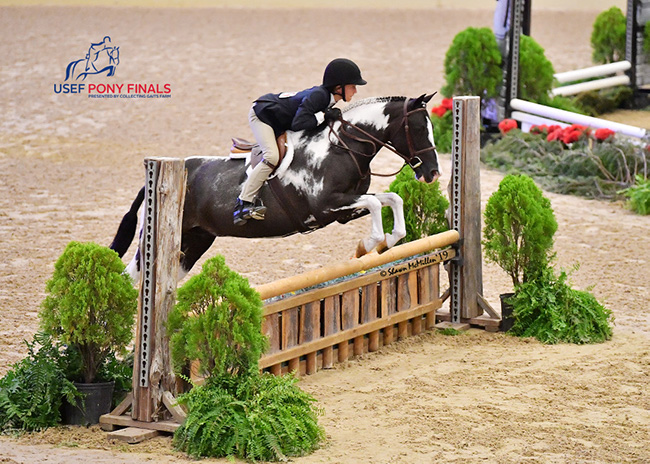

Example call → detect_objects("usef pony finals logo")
54 36 171 99
65 35 120 82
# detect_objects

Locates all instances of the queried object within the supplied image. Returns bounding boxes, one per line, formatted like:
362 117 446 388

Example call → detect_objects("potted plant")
482 174 558 330
40 241 137 425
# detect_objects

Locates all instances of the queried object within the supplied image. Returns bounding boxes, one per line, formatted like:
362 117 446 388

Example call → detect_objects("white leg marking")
374 192 406 248
353 195 385 253
125 252 140 284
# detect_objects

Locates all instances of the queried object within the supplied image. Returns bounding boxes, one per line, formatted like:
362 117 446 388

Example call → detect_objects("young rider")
233 58 367 226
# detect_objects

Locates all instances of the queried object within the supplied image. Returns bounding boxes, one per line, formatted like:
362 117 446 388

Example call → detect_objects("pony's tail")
109 187 145 257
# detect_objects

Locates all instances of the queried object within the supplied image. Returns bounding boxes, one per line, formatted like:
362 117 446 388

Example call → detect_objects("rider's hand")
324 107 342 123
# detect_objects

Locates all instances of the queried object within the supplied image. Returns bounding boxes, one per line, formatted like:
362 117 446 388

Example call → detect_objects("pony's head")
387 94 440 184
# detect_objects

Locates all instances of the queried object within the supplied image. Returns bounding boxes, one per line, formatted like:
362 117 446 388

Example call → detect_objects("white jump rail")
554 61 631 84
510 98 648 139
552 61 632 97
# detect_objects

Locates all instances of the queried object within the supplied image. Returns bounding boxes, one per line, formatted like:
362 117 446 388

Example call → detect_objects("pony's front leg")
351 194 389 258
373 192 406 254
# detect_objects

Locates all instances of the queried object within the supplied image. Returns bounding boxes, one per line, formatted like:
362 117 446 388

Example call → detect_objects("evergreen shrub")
167 255 267 379
483 174 558 286
591 7 626 64
442 27 502 99
519 35 555 103
40 242 137 383
168 255 324 461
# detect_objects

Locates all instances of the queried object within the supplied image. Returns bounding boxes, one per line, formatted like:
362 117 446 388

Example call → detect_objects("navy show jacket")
253 85 334 137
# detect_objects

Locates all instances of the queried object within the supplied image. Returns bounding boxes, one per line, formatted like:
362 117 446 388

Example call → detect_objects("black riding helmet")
322 58 367 88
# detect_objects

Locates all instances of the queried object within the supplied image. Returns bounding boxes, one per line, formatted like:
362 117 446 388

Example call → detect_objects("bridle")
328 98 437 178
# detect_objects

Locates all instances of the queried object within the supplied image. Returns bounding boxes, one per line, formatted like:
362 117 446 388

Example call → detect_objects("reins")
328 99 436 179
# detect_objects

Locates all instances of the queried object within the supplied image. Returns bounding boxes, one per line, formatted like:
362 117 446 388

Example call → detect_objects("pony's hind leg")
125 247 141 284
373 192 406 254
179 227 217 280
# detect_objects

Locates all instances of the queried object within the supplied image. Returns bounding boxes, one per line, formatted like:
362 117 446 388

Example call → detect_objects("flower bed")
482 119 649 200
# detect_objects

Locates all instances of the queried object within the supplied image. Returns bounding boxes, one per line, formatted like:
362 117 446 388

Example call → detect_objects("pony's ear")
409 92 437 109
423 92 436 103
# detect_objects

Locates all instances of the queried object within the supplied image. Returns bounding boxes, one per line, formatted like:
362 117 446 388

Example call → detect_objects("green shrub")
174 373 324 461
442 27 502 99
572 86 634 116
542 95 588 114
510 266 613 344
483 174 558 286
381 165 449 243
167 255 267 380
168 256 324 461
619 174 650 214
431 110 453 153
40 242 137 383
591 7 626 64
0 333 79 432
519 35 556 103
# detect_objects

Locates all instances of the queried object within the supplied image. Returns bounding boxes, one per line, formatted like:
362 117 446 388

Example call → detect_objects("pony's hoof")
355 240 368 258
376 238 389 254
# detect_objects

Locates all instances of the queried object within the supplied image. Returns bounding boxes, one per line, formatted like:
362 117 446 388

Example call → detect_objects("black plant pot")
62 381 115 426
500 293 516 332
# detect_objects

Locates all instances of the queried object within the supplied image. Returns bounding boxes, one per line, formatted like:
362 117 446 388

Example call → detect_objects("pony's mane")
342 96 407 113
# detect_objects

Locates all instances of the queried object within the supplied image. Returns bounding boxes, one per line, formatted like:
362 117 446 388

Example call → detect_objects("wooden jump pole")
256 229 460 301
131 157 187 422
443 96 499 330
100 157 188 438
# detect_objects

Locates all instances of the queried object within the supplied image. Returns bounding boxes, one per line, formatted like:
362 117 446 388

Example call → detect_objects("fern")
510 266 614 344
174 373 325 461
619 174 650 215
0 333 80 432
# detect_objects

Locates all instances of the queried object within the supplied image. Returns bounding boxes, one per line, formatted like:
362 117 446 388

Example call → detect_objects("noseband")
330 99 437 178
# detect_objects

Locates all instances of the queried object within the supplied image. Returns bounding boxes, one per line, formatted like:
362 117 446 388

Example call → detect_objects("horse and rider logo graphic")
65 36 119 81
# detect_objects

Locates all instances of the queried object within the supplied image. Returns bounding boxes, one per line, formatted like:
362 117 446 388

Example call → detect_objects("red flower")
561 129 582 144
498 118 518 134
530 124 549 135
431 106 447 118
547 128 562 142
441 98 453 110
594 128 615 141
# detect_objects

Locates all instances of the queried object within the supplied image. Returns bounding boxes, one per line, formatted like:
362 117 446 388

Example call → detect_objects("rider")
233 58 367 226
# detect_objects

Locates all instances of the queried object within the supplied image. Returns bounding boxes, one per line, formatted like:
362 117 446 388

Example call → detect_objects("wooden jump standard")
100 96 498 441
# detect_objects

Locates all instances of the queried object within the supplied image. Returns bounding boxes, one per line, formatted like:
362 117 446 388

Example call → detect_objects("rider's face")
333 84 358 103
343 84 357 102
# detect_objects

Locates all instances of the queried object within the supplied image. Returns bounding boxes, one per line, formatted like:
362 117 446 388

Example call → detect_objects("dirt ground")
0 2 649 464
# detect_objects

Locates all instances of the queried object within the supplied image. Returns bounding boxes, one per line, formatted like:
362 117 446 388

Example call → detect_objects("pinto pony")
110 94 441 281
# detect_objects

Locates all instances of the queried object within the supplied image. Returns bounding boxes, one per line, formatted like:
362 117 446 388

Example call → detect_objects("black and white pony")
110 94 441 282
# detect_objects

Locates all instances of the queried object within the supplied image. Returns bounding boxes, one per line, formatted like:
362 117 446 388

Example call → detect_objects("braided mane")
342 96 407 113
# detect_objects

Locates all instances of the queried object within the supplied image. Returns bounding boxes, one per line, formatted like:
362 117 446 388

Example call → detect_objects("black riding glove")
324 107 342 123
